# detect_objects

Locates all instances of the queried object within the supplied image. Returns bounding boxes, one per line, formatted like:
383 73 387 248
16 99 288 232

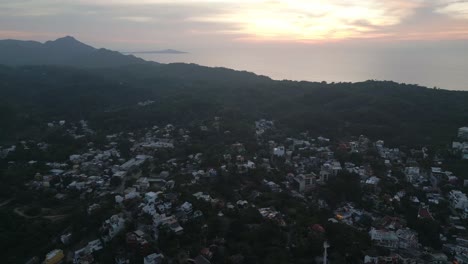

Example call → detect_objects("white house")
396 228 419 249
101 214 126 242
449 190 468 210
273 146 285 157
181 202 193 214
404 167 420 183
294 173 316 192
144 253 164 264
369 228 399 249
458 127 468 140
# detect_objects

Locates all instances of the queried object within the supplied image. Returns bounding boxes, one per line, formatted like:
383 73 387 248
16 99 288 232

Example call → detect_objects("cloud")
0 30 61 40
1 0 468 44
185 0 426 40
117 16 155 22
435 0 468 19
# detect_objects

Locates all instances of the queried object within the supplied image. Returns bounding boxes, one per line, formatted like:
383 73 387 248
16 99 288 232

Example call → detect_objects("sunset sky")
1 0 468 48
1 0 468 89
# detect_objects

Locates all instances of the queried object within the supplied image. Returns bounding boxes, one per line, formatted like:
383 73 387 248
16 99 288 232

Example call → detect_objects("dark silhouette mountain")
0 36 148 67
0 63 467 146
0 37 467 146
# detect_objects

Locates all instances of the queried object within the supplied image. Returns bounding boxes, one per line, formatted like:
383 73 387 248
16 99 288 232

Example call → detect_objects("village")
1 119 468 264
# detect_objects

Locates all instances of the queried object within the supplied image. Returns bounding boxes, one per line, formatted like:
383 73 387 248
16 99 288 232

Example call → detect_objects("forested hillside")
1 63 467 146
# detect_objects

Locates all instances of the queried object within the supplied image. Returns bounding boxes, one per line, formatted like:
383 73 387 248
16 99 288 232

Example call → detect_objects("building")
273 146 285 157
74 240 103 263
369 228 399 249
263 180 282 192
404 167 420 183
449 190 468 210
319 169 332 183
319 161 342 182
458 127 468 140
181 202 193 214
293 173 316 192
44 249 64 264
102 214 126 242
418 206 434 220
144 253 165 264
396 228 419 249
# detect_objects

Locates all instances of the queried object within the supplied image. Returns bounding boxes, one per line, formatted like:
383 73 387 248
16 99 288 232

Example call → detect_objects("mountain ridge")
0 37 467 147
0 63 467 147
0 36 149 67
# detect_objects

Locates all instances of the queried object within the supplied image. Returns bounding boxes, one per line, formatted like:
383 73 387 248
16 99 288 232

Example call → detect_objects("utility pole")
323 241 330 264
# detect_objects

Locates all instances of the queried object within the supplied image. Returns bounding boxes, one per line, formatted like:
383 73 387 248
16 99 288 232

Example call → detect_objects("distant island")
122 49 187 54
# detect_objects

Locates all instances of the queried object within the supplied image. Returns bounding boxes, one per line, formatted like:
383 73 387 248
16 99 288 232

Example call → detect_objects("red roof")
418 207 434 220
311 224 326 233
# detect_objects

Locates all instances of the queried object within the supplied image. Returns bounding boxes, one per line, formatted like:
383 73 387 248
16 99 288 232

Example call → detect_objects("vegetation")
0 64 467 148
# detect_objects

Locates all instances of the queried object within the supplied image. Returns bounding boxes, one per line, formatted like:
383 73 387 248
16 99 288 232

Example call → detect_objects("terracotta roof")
418 207 434 220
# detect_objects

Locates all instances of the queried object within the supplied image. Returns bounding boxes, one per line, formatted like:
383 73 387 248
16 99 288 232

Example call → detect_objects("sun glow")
192 0 423 40
3 0 468 42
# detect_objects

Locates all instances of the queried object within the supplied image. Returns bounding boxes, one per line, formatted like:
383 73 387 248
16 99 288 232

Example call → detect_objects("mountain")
0 63 467 147
0 36 148 67
0 37 467 146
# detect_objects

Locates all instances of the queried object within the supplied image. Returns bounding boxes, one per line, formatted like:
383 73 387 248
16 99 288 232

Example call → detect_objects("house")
60 233 72 245
330 161 342 175
145 192 158 203
126 231 152 256
375 216 406 230
293 173 316 192
120 156 148 172
449 190 468 210
458 127 468 140
144 253 165 264
263 180 281 192
101 214 126 242
169 222 184 235
428 253 448 263
418 206 434 220
258 207 286 226
369 228 399 249
141 203 158 216
334 203 369 227
365 176 380 189
142 141 174 149
74 240 103 263
463 208 468 219
319 169 332 182
431 167 446 180
136 177 150 191
255 119 274 136
181 202 193 214
396 228 419 249
273 146 285 157
319 161 342 182
153 214 184 235
405 167 421 183
44 249 64 264
193 192 212 202
124 190 140 200
193 255 211 264
236 200 249 208
87 203 101 215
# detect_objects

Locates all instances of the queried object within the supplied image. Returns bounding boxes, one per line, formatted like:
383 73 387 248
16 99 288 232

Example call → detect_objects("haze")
2 0 468 90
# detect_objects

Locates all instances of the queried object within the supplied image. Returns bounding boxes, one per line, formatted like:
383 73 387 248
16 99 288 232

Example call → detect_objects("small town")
1 118 468 264
3 0 468 263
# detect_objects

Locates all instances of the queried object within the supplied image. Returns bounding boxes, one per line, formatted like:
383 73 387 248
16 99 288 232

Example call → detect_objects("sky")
1 0 468 89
